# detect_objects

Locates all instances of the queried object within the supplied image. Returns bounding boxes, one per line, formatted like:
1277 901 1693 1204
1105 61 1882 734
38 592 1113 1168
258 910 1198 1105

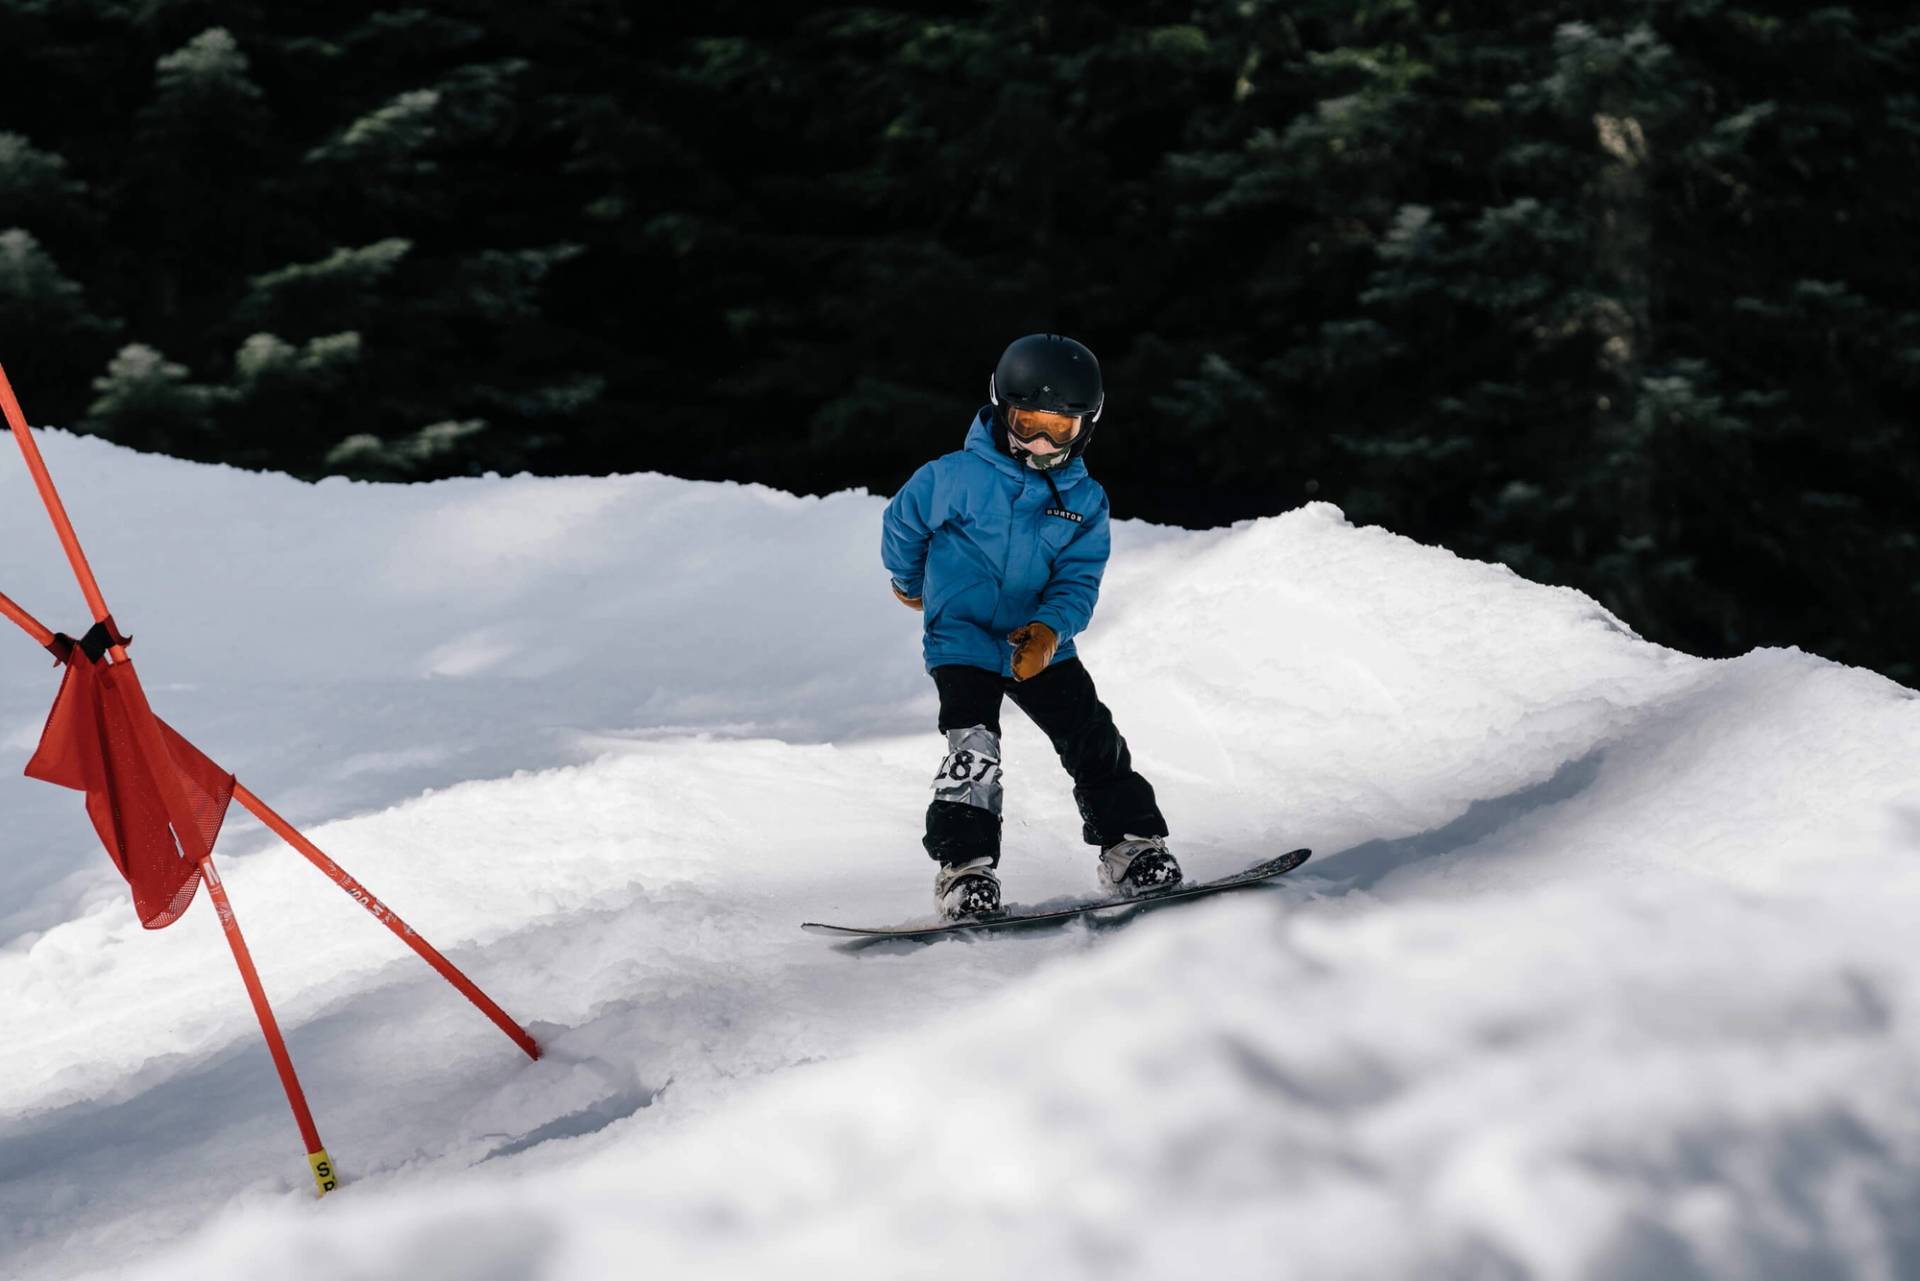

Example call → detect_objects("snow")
2 429 1917 1280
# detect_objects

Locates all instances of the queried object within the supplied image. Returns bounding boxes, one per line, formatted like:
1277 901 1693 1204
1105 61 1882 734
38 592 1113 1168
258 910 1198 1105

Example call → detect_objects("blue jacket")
882 408 1112 676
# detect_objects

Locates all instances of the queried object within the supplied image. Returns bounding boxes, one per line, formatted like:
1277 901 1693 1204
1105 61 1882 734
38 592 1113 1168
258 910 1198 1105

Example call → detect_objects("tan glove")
1007 621 1057 681
891 580 923 611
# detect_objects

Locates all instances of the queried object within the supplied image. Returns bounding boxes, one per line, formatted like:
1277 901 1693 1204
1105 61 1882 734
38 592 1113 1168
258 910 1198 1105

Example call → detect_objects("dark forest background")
1 1 1914 682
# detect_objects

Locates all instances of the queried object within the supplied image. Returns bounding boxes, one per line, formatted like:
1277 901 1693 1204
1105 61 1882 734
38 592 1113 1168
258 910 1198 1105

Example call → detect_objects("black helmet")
988 333 1104 470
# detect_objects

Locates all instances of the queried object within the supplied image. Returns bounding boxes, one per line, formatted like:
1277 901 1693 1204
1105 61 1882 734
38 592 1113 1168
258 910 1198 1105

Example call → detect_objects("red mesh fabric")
25 654 233 929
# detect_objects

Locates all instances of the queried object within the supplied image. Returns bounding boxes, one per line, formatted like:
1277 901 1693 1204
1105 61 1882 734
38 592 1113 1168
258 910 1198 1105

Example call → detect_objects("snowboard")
802 848 1311 941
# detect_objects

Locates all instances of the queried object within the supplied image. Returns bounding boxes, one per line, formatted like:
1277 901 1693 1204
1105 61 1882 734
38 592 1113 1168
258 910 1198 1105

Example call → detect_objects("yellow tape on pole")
308 1149 340 1197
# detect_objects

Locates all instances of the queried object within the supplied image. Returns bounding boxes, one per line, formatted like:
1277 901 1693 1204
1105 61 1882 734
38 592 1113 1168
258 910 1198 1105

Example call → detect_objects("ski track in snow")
2 431 1918 1280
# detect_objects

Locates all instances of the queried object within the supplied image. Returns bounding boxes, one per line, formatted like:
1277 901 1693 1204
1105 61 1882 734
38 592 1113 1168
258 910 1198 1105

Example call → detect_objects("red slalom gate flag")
4 364 537 1197
25 639 234 929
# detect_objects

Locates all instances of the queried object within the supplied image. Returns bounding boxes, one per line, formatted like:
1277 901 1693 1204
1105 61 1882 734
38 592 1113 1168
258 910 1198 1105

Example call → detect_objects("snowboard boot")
934 855 1001 920
1097 836 1182 898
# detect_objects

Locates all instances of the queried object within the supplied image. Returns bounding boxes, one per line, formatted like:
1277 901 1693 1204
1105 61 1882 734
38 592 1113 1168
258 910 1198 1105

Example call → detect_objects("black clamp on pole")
48 615 132 665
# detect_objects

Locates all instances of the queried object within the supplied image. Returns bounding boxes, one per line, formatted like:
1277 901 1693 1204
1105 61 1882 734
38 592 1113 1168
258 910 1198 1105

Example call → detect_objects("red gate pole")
7 604 538 1058
0 372 116 632
0 589 55 650
1 591 534 1058
1 364 338 1196
232 781 541 1061
201 857 338 1195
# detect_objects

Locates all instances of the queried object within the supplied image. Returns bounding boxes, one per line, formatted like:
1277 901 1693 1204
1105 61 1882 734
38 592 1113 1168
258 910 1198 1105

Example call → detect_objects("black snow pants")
923 658 1167 866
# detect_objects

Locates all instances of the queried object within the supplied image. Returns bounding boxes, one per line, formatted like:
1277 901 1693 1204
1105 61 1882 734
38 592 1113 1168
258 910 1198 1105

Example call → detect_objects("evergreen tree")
0 230 112 417
126 27 274 332
83 343 227 453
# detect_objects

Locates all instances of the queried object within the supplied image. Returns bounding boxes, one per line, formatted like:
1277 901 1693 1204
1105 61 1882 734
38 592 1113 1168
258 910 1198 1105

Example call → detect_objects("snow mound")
1 432 1916 1280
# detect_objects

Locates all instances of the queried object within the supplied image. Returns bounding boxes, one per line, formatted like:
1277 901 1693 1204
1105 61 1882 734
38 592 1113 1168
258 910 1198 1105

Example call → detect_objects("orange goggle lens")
1006 406 1084 448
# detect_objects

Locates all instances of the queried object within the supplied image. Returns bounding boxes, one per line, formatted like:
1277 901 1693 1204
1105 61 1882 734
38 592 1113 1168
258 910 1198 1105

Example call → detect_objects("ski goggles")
1005 405 1085 449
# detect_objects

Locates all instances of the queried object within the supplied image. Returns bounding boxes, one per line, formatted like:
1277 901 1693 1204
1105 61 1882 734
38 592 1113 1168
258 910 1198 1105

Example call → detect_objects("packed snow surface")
2 430 1918 1280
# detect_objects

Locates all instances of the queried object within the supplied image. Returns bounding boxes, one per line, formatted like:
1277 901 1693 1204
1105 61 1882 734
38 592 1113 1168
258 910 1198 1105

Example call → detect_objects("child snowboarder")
882 333 1177 919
